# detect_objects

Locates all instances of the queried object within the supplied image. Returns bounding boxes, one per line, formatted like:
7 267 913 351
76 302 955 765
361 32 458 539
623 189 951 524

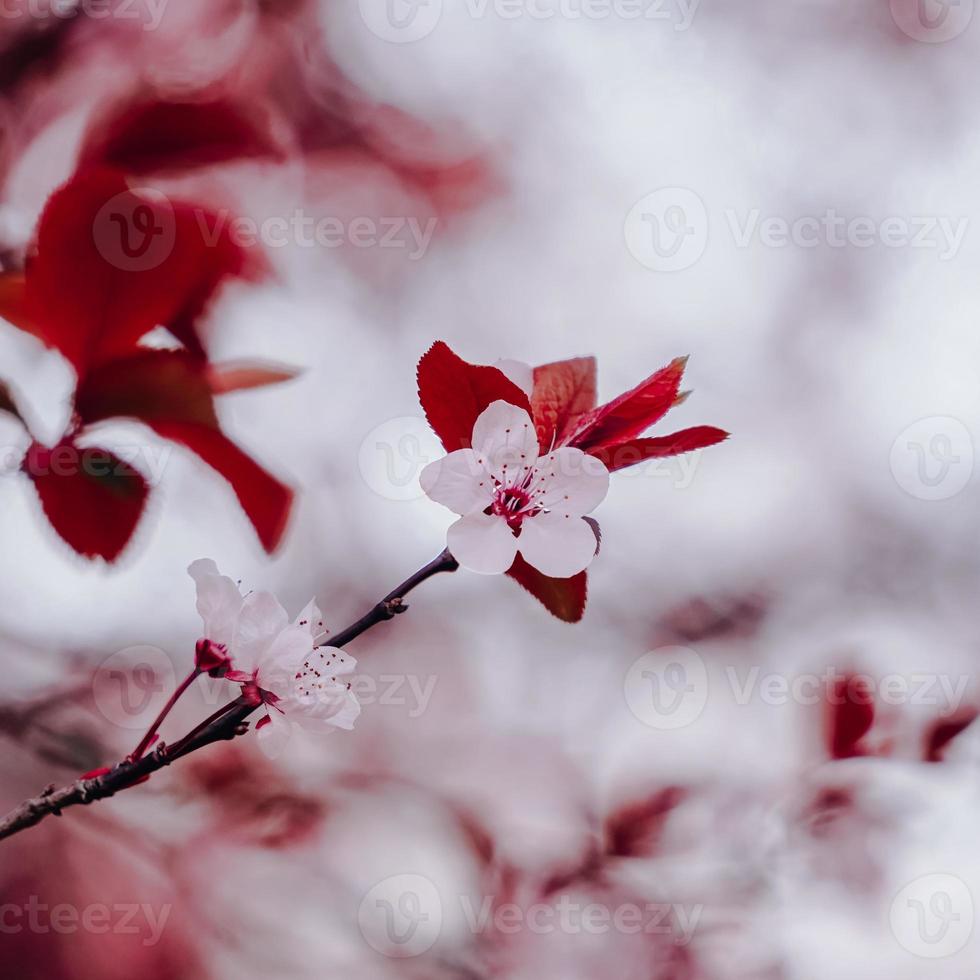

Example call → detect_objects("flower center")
491 484 538 530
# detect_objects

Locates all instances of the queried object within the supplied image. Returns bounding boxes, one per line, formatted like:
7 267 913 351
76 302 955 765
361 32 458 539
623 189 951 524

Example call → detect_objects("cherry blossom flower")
189 559 243 675
188 560 360 757
421 400 609 577
417 341 728 620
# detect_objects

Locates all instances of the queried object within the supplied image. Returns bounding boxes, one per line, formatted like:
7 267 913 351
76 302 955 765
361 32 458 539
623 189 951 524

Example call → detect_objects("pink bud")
195 638 231 676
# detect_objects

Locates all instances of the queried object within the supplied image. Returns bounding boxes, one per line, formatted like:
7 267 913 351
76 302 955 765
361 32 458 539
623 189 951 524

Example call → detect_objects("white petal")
288 686 361 733
494 358 534 398
517 513 599 578
293 600 328 643
533 448 609 515
188 558 243 648
259 626 315 694
420 449 491 515
282 646 361 730
256 708 293 759
327 690 361 731
471 400 539 483
233 591 289 673
313 646 357 677
447 512 519 575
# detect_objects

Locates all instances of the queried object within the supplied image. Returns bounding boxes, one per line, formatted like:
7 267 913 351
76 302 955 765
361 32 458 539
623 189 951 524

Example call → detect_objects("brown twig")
130 668 200 761
0 549 458 842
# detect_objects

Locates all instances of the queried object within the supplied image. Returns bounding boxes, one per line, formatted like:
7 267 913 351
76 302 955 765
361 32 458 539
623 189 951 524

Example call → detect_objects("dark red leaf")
506 554 587 623
568 356 688 452
150 421 293 553
76 350 294 553
305 100 496 217
531 356 597 447
589 426 729 471
417 341 532 452
0 272 42 344
24 440 148 561
76 349 216 425
78 97 284 175
924 709 978 763
825 675 875 760
22 169 263 376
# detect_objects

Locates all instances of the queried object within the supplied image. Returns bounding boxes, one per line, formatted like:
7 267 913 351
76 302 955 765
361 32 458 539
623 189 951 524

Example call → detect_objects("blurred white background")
2 0 980 977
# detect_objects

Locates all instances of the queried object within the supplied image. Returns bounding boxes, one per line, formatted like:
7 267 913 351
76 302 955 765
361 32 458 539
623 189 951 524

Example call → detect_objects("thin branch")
130 668 200 760
326 548 458 647
0 549 458 842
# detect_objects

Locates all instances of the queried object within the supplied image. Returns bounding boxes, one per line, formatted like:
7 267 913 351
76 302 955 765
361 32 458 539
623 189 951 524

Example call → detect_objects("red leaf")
76 349 216 425
568 356 688 451
506 554 587 623
924 709 978 763
207 362 301 395
531 356 597 447
0 272 43 344
825 675 875 760
417 341 532 452
76 350 293 552
150 421 293 553
22 169 263 376
24 440 148 561
78 97 284 175
589 426 729 471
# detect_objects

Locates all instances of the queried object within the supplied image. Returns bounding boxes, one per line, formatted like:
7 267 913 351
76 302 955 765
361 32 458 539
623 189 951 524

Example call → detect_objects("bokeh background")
2 0 980 976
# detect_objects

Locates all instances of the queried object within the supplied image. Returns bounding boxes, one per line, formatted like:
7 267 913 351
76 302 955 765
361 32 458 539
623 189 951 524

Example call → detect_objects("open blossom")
421 401 609 577
417 342 728 620
188 560 359 758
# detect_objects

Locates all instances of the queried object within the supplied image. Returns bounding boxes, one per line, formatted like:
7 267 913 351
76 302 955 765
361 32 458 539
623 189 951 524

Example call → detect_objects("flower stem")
129 669 200 761
165 698 245 760
0 549 459 842
326 548 459 648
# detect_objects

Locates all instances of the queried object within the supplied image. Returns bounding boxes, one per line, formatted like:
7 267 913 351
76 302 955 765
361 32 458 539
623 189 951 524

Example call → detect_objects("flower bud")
195 638 231 676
